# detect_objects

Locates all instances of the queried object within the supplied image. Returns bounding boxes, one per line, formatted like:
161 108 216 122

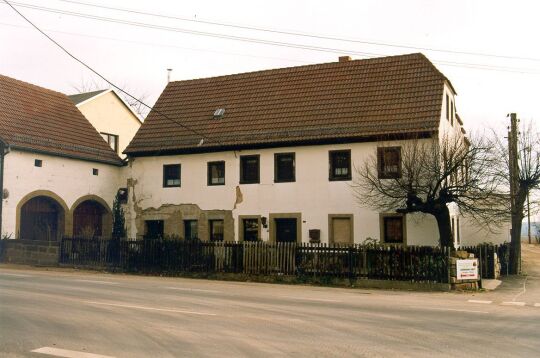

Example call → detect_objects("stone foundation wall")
0 239 59 266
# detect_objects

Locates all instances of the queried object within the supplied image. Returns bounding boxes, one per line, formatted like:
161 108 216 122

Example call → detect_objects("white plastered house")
122 53 510 246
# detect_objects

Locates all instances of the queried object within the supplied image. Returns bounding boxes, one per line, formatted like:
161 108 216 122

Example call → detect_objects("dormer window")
213 108 225 119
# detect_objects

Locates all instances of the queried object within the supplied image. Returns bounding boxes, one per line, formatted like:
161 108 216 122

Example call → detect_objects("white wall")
126 141 441 245
77 90 141 157
1 149 123 238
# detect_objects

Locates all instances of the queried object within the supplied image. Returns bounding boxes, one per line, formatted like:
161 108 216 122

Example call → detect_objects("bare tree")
70 78 150 119
493 120 540 273
353 134 507 247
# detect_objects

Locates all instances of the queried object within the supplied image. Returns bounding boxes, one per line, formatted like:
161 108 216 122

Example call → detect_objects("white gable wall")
76 91 141 157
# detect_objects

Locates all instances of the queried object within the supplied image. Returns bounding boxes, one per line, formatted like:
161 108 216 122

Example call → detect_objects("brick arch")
70 195 112 238
16 190 69 240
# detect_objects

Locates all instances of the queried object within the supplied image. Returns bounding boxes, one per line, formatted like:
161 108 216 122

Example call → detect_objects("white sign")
456 259 479 280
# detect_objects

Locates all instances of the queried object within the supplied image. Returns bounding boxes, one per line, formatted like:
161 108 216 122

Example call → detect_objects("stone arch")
70 195 112 238
16 190 69 241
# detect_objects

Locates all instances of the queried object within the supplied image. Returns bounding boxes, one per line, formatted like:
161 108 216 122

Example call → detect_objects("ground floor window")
184 220 198 240
381 215 405 244
209 219 224 241
243 218 259 242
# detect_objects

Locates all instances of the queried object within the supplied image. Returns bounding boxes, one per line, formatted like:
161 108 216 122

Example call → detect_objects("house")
123 53 506 245
68 89 142 157
0 74 123 240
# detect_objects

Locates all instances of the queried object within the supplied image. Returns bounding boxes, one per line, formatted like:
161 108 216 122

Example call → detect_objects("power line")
2 0 219 148
5 1 540 75
57 0 540 64
0 21 310 65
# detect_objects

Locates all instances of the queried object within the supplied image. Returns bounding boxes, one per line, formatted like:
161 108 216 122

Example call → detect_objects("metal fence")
460 243 510 278
60 237 452 283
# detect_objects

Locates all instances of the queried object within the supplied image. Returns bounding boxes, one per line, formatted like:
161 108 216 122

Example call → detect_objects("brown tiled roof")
125 53 448 156
0 74 122 165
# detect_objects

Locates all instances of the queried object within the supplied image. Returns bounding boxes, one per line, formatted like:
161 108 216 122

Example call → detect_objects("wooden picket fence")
59 237 454 283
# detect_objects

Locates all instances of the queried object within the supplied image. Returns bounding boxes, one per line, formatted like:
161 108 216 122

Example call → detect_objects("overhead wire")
1 0 221 148
57 0 540 63
4 1 540 74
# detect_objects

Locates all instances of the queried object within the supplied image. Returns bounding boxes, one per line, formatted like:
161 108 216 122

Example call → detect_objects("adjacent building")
69 89 142 157
0 75 123 240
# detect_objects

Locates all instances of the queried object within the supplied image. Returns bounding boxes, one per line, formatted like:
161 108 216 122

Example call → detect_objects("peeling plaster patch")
234 185 243 209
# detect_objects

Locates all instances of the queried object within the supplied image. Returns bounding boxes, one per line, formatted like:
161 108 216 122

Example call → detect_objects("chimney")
339 56 352 62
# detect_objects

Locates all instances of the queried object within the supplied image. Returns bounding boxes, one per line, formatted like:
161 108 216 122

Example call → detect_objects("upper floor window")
329 150 351 181
377 147 401 179
101 132 119 153
240 155 260 184
274 152 295 183
163 164 181 187
208 161 225 185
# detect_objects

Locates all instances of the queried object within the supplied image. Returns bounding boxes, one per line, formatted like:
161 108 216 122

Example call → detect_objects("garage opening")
73 200 109 238
20 196 65 241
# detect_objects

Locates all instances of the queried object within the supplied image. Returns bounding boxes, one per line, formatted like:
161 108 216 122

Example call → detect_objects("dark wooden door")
275 218 297 243
20 196 61 241
145 220 164 239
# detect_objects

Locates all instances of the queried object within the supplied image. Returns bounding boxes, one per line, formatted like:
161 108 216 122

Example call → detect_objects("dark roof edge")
126 131 437 158
11 145 123 166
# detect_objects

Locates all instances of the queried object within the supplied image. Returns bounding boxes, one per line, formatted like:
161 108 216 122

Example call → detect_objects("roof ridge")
169 52 431 85
0 73 68 98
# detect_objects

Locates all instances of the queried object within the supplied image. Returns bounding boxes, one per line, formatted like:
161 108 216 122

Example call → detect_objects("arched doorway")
73 200 110 238
20 196 65 241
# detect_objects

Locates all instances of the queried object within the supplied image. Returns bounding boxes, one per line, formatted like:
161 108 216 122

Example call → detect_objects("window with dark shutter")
240 155 260 184
383 216 404 244
163 164 181 187
377 147 401 179
209 219 224 241
208 161 225 185
274 153 295 182
329 150 351 181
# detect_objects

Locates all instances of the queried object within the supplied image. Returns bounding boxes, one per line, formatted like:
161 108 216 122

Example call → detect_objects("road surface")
1 248 540 357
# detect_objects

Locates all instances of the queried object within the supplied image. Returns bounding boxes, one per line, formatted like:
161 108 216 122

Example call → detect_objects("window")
274 153 295 182
92 168 99 176
163 164 181 187
34 159 42 167
329 150 351 181
382 215 404 244
240 155 260 184
445 94 449 120
207 161 225 185
209 219 224 242
450 100 454 126
243 218 259 242
101 132 119 153
377 147 401 179
184 220 198 240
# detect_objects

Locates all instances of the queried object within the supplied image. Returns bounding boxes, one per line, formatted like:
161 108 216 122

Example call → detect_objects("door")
145 220 164 239
275 218 297 243
332 218 352 244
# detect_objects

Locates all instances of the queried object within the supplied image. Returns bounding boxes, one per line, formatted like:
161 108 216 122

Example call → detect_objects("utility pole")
508 113 521 273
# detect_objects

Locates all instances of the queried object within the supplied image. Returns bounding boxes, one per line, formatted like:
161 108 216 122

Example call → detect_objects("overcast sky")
1 0 539 134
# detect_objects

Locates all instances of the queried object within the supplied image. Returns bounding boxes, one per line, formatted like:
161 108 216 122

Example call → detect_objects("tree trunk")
434 207 453 248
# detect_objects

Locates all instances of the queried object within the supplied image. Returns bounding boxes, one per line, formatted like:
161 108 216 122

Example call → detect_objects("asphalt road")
1 250 540 357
